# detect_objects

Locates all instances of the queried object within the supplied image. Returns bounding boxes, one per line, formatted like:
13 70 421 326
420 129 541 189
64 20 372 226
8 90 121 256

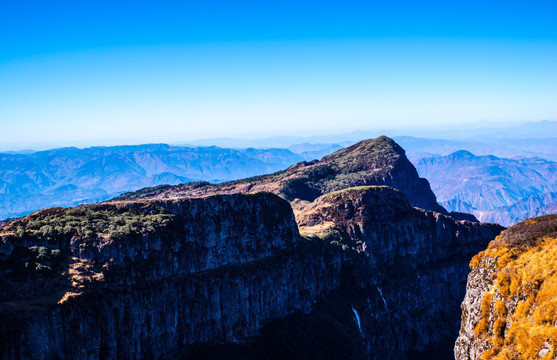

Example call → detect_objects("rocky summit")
114 136 448 214
0 136 505 359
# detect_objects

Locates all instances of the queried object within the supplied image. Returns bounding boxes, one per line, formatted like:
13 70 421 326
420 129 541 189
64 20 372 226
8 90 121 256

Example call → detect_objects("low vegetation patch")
1 202 175 243
0 202 176 282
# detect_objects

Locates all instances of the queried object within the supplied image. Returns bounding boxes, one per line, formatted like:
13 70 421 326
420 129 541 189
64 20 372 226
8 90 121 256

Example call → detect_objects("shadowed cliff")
0 194 342 359
157 186 503 360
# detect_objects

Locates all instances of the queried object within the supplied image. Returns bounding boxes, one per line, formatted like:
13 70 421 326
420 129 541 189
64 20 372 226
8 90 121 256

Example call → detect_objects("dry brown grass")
472 216 557 359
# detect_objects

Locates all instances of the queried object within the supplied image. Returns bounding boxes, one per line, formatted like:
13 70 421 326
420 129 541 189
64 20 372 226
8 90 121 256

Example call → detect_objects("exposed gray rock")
454 257 497 360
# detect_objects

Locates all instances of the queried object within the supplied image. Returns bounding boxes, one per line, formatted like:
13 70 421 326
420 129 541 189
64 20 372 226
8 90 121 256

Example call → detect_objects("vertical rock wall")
0 193 342 360
296 186 504 358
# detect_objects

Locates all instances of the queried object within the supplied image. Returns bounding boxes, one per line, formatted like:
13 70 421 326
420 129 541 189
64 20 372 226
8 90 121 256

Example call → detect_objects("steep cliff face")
0 193 342 359
0 186 502 360
114 136 447 214
0 137 507 360
292 186 504 358
318 137 446 213
455 214 557 360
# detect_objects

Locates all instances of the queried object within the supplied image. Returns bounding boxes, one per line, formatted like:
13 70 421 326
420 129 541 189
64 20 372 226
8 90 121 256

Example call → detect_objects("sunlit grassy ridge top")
321 136 403 172
470 214 557 359
317 185 402 200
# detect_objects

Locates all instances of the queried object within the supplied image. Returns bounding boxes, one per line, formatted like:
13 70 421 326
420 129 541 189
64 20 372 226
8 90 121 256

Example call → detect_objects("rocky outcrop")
0 193 342 359
455 215 557 360
297 186 500 268
0 186 503 360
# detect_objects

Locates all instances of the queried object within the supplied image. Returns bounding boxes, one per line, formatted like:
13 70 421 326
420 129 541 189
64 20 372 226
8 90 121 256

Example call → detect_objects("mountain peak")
449 150 475 158
317 136 408 181
323 135 404 161
115 136 447 214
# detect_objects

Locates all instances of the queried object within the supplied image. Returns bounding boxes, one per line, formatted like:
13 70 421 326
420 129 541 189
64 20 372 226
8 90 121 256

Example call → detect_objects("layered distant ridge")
416 151 557 226
0 145 303 220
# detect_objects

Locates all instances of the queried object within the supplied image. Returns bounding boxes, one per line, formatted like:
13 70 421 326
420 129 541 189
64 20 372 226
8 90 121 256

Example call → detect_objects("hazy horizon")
0 119 555 153
1 1 556 149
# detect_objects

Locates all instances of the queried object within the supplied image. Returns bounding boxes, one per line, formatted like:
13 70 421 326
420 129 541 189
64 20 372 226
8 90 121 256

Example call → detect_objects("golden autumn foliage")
472 215 557 360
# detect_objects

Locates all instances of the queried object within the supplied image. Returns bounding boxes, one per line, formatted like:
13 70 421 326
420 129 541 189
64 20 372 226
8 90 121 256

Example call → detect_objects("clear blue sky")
1 0 556 148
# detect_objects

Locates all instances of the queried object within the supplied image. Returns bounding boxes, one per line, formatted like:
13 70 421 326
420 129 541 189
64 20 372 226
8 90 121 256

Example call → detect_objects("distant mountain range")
287 143 345 161
287 135 557 162
415 151 557 226
0 145 304 220
397 136 557 162
1 128 556 226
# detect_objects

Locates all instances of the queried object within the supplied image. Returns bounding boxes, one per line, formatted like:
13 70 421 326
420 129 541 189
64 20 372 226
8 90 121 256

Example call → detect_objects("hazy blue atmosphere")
2 3 557 358
1 0 556 150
